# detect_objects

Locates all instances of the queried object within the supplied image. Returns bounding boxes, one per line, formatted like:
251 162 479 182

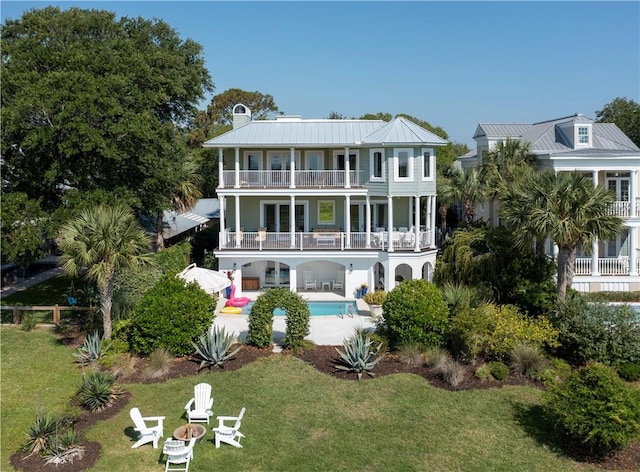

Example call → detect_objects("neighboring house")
204 104 448 297
458 113 640 293
141 198 220 247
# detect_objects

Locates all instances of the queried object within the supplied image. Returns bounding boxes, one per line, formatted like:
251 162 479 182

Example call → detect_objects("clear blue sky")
2 1 639 147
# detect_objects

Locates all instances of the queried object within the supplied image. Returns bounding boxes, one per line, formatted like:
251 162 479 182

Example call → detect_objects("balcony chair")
163 438 196 472
184 382 214 424
130 407 165 449
212 407 246 448
304 270 317 291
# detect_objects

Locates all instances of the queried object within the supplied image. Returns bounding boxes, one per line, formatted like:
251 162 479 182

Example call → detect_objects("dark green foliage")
78 371 122 412
382 279 449 350
43 428 84 465
154 242 192 276
24 412 60 455
544 363 640 455
73 331 109 364
129 275 215 356
20 312 38 332
335 330 385 380
247 288 310 349
192 326 241 370
489 361 509 380
617 362 640 382
584 291 640 303
434 226 556 316
111 264 163 321
550 295 640 365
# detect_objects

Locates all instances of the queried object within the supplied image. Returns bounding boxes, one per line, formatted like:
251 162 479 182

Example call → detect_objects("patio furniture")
173 424 207 443
130 407 165 449
163 438 196 472
304 270 317 291
212 407 246 448
184 383 214 424
333 271 344 291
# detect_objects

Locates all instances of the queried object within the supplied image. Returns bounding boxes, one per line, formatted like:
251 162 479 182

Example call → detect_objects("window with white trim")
575 125 592 147
333 151 357 171
370 149 384 180
244 151 262 170
267 150 300 170
305 151 323 170
394 148 413 181
421 148 434 180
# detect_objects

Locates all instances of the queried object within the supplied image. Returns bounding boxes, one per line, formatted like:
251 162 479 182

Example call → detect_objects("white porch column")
387 195 394 252
365 194 371 248
414 195 421 252
234 148 240 188
218 148 224 189
290 147 296 189
431 194 437 247
345 195 351 248
344 146 351 189
631 170 638 218
630 227 638 276
219 196 226 248
591 170 600 275
234 196 241 248
290 195 296 248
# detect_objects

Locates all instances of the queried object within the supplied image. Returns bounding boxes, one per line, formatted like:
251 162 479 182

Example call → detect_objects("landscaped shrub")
24 412 60 455
111 264 163 320
20 312 37 331
617 362 640 382
538 358 573 386
78 371 123 412
129 275 215 356
510 343 548 378
382 279 449 350
550 294 640 366
475 363 492 381
143 347 173 379
73 331 109 364
489 361 509 380
544 363 640 456
439 358 467 387
248 288 310 349
424 346 449 370
153 241 192 275
451 302 559 360
24 412 84 465
584 291 640 303
398 343 424 368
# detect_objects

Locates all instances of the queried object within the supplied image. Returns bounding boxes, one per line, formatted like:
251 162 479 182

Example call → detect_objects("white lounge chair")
304 270 317 291
333 271 344 291
130 407 165 449
184 382 214 424
212 407 246 448
163 438 196 472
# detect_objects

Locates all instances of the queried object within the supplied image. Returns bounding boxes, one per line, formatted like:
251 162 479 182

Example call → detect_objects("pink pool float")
225 285 251 307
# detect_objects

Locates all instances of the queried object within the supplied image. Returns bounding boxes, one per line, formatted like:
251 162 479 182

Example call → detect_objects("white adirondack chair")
212 407 246 448
184 383 214 424
304 270 317 291
130 407 165 449
163 438 196 472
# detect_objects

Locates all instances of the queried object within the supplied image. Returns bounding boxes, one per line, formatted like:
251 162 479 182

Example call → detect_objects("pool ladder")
338 304 356 319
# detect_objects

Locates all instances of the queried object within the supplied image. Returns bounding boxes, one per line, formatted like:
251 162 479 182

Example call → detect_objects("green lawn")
1 326 601 471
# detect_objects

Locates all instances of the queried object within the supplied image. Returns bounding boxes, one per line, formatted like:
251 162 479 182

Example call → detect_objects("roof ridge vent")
275 115 303 121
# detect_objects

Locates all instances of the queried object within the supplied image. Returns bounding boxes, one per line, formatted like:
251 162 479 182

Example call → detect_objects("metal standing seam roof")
204 117 448 148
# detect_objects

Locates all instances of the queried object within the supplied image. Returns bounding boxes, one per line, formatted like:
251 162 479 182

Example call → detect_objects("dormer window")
575 124 592 147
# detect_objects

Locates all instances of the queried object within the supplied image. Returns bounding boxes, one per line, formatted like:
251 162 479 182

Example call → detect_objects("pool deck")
214 290 376 346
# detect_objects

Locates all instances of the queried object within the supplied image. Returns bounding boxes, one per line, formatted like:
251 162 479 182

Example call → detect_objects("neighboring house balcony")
219 229 435 252
606 198 640 218
220 170 365 189
574 257 639 276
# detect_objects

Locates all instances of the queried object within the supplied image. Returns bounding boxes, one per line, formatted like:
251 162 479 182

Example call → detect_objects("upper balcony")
220 170 364 189
606 199 640 218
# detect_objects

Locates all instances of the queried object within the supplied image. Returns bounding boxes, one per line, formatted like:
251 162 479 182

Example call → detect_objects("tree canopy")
1 6 213 217
595 97 640 148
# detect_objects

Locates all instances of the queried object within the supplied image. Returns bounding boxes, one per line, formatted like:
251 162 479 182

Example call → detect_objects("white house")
458 113 640 293
204 104 448 297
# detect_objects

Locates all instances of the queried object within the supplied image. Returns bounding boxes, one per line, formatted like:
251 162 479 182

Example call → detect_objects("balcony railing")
219 230 433 251
574 257 637 276
605 199 640 217
221 170 364 189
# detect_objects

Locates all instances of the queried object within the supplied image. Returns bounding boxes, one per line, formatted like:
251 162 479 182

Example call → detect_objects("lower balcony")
574 257 638 276
218 230 433 251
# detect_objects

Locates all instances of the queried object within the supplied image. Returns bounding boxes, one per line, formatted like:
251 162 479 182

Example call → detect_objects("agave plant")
73 331 109 364
43 429 85 465
192 326 241 371
78 371 122 412
335 330 385 380
24 412 60 456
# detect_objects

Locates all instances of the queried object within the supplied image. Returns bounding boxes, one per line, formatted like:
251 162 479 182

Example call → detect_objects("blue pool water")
241 301 358 316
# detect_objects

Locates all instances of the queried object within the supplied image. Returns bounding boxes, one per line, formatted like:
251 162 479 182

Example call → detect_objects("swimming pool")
241 301 358 317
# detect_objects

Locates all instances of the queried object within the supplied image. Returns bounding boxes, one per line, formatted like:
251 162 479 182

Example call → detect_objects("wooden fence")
0 305 97 325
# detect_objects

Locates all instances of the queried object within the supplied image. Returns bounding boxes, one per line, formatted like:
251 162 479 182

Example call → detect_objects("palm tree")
437 166 487 227
156 154 203 250
59 205 154 338
501 171 623 301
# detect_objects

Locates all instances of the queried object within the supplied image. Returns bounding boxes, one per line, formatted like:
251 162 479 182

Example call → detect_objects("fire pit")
173 423 206 443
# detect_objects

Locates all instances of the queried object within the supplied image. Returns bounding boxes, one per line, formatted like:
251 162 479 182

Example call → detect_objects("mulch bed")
10 339 639 471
